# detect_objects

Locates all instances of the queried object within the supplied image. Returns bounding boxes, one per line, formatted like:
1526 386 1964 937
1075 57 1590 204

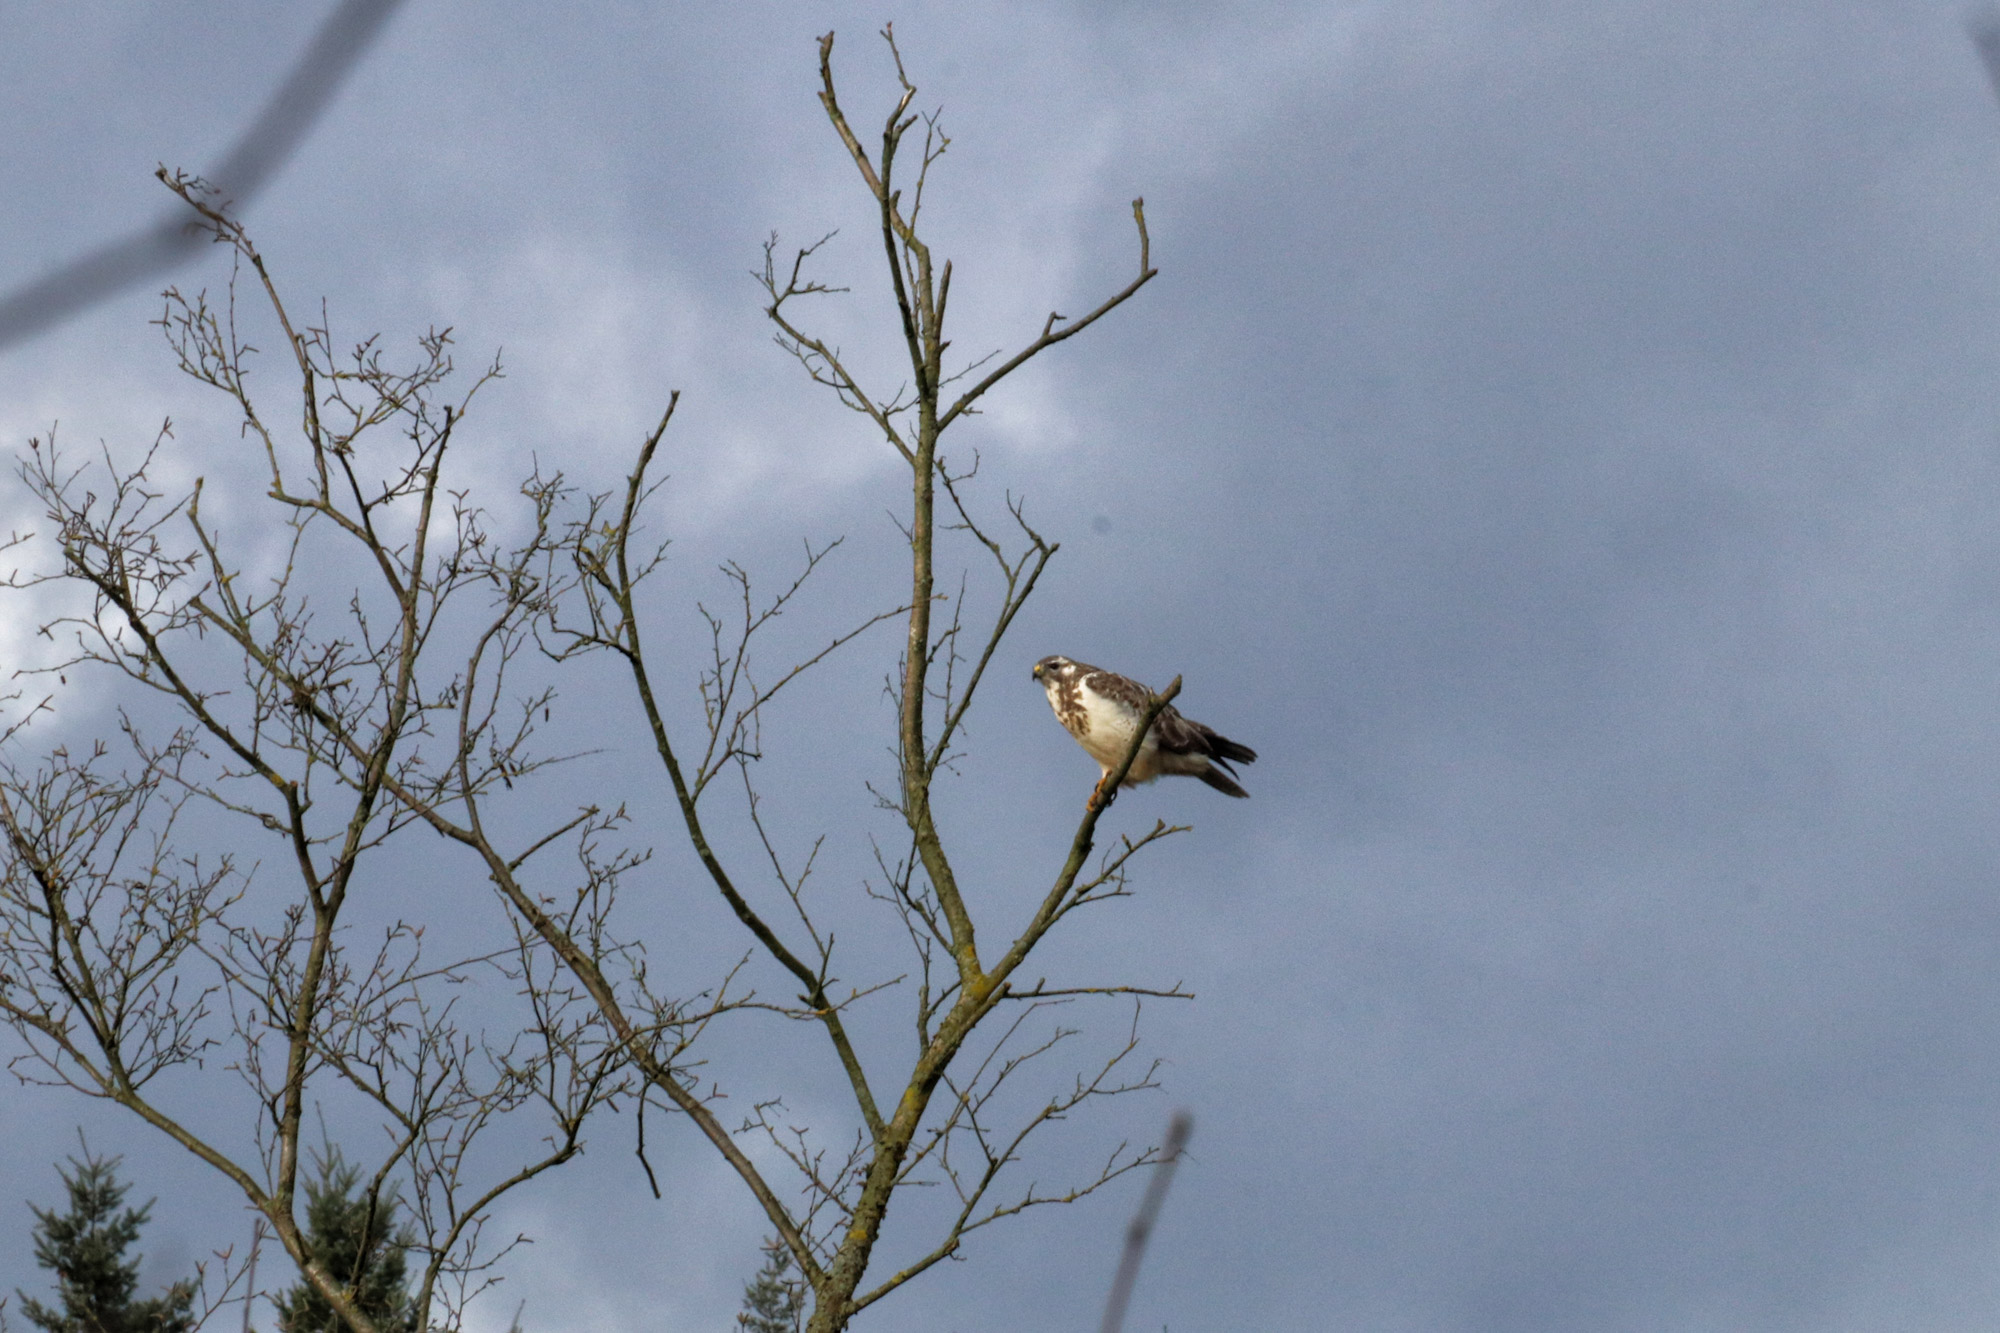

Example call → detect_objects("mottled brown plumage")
1031 655 1256 800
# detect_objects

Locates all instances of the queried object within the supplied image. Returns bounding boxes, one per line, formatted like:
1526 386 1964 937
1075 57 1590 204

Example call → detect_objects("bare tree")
3 28 1197 1333
1 172 641 1333
537 29 1185 1329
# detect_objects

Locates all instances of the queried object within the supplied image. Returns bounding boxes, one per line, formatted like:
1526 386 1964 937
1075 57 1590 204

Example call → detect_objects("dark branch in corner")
0 0 409 350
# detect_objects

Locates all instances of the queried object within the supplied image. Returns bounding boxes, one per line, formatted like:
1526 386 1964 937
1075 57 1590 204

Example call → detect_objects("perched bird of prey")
1032 655 1257 803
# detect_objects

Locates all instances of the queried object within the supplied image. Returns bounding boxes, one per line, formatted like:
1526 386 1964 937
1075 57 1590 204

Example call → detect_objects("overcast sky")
10 1 2000 1329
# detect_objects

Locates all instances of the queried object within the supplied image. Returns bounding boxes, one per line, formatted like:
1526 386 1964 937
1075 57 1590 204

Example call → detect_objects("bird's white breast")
1072 683 1151 769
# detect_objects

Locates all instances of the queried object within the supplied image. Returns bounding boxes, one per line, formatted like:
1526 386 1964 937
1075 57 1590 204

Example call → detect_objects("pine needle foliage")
272 1150 419 1333
15 1151 196 1333
736 1237 804 1333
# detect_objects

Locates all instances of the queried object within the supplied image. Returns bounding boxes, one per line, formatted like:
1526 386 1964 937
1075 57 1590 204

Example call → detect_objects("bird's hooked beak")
1031 662 1043 680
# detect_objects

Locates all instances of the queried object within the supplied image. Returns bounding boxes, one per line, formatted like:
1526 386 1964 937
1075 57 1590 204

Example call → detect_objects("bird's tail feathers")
1209 735 1257 767
1199 766 1250 798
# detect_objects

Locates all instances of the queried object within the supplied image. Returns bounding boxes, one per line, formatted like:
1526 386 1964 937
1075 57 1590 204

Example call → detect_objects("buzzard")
1031 655 1257 802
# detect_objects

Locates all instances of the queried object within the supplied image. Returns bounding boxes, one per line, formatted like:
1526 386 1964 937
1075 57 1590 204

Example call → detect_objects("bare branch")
936 199 1156 433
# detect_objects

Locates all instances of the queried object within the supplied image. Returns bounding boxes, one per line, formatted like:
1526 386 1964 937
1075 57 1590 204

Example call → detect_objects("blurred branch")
1972 8 2000 105
1099 1110 1194 1333
0 0 409 350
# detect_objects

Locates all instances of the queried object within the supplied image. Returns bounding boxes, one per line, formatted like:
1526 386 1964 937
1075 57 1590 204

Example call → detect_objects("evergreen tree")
271 1151 418 1333
735 1237 802 1333
15 1151 196 1333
